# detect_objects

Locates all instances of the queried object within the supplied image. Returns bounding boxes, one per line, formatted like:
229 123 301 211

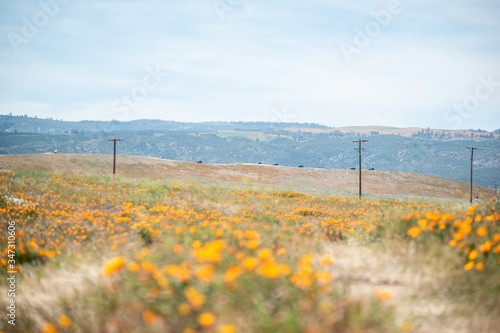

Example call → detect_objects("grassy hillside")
0 154 497 200
0 156 499 332
1 130 499 188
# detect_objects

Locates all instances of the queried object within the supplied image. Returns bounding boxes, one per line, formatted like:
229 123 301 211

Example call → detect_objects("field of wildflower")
0 169 498 332
404 202 500 271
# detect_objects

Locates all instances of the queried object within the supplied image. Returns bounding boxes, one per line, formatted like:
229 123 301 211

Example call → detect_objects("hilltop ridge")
1 115 498 138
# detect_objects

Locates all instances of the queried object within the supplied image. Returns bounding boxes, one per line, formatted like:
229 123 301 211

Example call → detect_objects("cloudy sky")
1 0 499 130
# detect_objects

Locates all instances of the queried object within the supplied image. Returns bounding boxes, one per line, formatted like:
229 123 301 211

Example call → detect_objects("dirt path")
0 263 102 329
322 241 498 332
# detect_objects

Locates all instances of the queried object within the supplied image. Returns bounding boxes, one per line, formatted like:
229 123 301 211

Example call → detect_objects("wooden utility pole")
353 140 368 199
108 139 123 174
467 147 477 203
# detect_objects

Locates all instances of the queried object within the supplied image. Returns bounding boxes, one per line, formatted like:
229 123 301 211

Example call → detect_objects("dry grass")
0 154 495 200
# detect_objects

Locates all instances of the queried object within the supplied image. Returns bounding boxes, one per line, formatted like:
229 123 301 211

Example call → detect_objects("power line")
467 147 477 203
353 140 368 199
108 139 124 174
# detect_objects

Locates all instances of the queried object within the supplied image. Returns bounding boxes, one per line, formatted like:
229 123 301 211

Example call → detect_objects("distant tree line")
412 128 494 139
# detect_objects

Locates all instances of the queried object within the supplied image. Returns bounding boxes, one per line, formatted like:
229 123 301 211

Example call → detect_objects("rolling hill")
0 153 496 201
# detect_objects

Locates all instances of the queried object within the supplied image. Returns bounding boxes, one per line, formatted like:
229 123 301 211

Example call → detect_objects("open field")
0 154 496 201
0 154 499 332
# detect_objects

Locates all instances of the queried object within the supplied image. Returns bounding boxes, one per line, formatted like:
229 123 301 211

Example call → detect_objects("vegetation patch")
0 170 497 332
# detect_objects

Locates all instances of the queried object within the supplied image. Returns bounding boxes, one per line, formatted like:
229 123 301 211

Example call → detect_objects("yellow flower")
247 239 260 250
297 253 315 274
152 270 169 288
42 322 58 333
141 261 157 273
476 227 487 237
425 212 440 222
257 261 290 279
417 219 427 230
127 262 140 273
460 223 472 235
192 240 225 264
314 271 332 285
257 248 273 261
475 262 484 270
43 251 56 258
242 257 259 271
407 227 420 238
441 213 453 222
58 315 71 329
164 263 191 282
400 322 412 332
464 261 474 270
198 312 216 327
219 324 237 333
319 255 333 266
184 286 205 309
101 256 126 277
290 272 313 289
224 265 243 283
195 264 215 283
143 310 160 325
277 247 286 256
479 241 492 253
374 290 393 301
468 249 478 260
245 230 260 239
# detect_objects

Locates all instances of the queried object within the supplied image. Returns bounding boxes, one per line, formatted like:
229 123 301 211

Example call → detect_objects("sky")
0 0 499 130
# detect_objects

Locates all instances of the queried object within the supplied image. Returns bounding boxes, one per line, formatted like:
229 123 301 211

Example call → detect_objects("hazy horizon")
5 114 500 133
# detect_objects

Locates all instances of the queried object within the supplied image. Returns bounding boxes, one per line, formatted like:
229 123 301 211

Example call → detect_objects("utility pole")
467 147 477 203
108 139 124 174
353 140 368 199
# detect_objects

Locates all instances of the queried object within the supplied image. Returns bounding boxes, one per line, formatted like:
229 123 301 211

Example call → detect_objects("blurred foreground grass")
0 170 498 332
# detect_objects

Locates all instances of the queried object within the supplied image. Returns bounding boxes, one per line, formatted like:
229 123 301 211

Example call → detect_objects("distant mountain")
1 115 499 188
0 115 328 134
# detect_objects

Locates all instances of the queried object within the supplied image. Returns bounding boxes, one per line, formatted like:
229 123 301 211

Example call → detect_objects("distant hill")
1 115 499 188
0 115 328 134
